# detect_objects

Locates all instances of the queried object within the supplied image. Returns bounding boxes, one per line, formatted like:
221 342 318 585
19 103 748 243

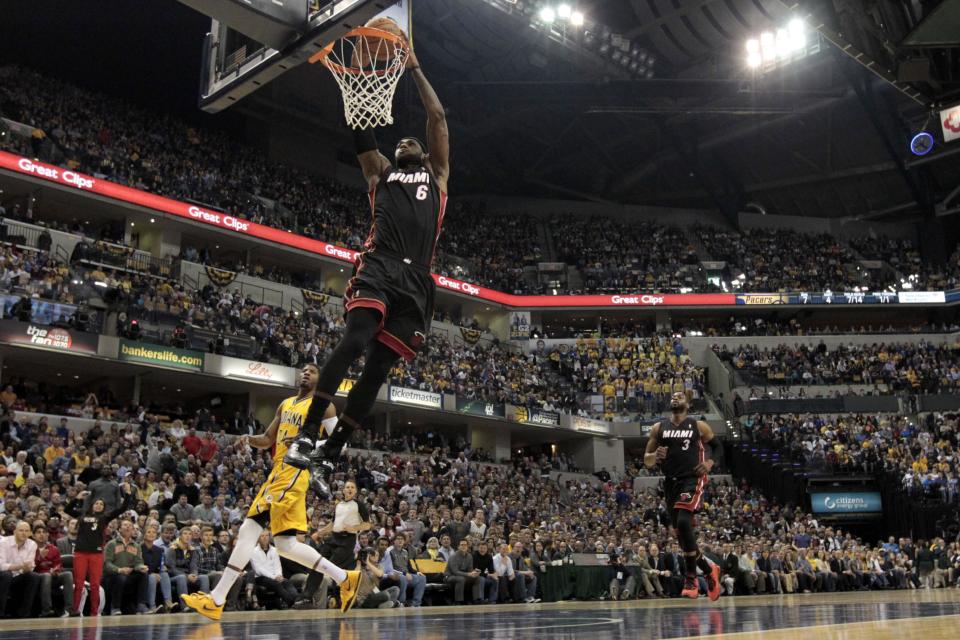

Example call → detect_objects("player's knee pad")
272 535 300 555
241 515 268 535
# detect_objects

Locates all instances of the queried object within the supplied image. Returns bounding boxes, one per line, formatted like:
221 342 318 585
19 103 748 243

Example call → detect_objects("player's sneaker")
707 563 721 601
180 592 224 621
339 570 362 612
283 437 315 470
309 458 335 499
681 577 699 599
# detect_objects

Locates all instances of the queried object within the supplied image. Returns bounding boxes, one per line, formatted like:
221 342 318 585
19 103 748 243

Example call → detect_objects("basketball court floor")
1 590 958 640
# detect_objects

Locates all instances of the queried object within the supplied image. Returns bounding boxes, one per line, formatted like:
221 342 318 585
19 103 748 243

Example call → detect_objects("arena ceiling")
2 0 960 222
233 0 960 222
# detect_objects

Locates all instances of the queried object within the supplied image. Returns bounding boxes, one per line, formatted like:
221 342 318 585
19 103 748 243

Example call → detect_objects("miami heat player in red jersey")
284 42 450 493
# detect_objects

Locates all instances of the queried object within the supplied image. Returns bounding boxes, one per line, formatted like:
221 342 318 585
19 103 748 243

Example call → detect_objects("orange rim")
308 26 409 74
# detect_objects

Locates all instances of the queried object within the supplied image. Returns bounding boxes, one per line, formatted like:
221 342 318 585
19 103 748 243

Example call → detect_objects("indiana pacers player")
181 364 361 619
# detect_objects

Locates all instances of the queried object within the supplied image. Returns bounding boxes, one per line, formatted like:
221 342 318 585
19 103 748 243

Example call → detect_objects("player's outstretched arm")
245 403 282 449
352 126 391 187
406 49 449 191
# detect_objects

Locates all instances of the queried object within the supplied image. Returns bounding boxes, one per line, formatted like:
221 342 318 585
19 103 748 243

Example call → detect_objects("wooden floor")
1 590 958 640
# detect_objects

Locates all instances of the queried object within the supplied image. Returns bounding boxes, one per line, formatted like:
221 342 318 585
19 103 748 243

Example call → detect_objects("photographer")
355 547 399 609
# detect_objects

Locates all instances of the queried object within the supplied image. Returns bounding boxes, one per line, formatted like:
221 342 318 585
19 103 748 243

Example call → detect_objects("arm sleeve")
0 542 12 571
352 126 378 155
104 541 119 574
707 437 723 464
269 548 283 576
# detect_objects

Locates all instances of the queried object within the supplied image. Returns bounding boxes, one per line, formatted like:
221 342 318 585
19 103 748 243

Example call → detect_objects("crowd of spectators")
743 411 960 507
6 65 960 295
717 341 960 393
552 215 700 294
697 226 884 292
432 205 543 294
1 402 958 618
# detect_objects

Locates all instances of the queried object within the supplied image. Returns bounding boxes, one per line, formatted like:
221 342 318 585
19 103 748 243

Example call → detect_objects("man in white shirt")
398 480 421 506
249 531 298 608
0 521 41 617
492 542 516 603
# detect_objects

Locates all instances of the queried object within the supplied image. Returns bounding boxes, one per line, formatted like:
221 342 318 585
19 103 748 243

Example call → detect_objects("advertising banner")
3 151 956 310
941 103 960 143
389 386 442 409
206 355 296 386
0 319 98 354
509 311 531 340
809 491 882 514
898 291 946 304
119 340 205 372
571 415 611 434
336 378 355 397
456 396 506 418
512 406 560 426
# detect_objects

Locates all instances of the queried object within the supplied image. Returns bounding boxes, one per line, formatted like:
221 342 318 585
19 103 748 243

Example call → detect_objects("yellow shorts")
247 462 309 534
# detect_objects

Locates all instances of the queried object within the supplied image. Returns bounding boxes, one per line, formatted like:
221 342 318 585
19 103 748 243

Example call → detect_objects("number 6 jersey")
366 163 447 268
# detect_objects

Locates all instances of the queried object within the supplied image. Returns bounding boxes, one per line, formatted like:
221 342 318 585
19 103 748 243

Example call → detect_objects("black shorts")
664 475 707 526
319 532 359 570
343 250 436 362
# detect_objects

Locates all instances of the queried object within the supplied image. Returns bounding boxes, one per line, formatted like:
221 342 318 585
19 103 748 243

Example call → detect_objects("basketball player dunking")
180 364 362 619
284 43 449 488
644 391 723 601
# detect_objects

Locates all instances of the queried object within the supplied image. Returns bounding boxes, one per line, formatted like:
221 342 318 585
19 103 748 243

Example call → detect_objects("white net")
312 27 410 130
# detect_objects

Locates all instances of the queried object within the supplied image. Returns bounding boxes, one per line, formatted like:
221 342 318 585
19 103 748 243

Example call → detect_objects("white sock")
210 518 263 606
274 535 347 584
321 417 338 437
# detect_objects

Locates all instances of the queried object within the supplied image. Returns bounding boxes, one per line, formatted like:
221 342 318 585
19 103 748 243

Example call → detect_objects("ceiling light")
760 31 776 62
539 6 555 23
570 10 584 26
556 4 571 19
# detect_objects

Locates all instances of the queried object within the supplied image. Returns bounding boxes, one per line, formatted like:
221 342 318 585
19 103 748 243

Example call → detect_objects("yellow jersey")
273 394 313 465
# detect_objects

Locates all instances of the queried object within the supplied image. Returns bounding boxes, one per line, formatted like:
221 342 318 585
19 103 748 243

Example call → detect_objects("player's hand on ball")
655 446 668 463
406 46 420 69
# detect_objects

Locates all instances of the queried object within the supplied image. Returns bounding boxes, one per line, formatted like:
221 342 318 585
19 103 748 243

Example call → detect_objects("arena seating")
4 66 960 295
717 342 960 393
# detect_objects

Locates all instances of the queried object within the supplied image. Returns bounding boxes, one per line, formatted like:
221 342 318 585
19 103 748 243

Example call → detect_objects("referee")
317 480 372 570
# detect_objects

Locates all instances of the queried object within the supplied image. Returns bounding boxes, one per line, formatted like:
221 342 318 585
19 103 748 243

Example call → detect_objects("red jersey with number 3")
366 164 447 267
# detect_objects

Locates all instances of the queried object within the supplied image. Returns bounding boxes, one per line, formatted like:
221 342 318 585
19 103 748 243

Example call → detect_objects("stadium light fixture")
539 6 555 23
556 4 571 19
746 17 817 71
570 10 584 26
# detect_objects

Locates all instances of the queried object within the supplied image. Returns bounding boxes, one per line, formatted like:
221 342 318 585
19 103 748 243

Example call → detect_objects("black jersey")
366 164 447 267
657 416 703 480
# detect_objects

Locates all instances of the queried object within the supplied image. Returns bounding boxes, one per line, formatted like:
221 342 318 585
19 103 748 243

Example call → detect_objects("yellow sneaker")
339 570 362 612
180 592 224 621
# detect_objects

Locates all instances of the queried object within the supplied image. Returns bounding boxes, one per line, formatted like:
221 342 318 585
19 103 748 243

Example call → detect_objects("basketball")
352 16 407 68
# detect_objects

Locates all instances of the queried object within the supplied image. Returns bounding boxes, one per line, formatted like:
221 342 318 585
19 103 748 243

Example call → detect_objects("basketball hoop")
310 27 410 130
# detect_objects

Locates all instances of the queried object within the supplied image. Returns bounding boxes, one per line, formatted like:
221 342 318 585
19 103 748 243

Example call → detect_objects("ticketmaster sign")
810 491 882 514
389 386 442 409
119 340 205 372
